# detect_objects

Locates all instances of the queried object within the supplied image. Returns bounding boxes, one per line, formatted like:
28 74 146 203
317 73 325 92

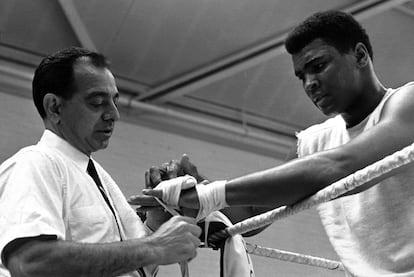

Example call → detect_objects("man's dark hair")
32 47 110 118
285 10 373 60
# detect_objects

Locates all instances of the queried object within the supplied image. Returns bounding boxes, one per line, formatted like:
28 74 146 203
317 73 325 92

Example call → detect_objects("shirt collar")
38 129 90 171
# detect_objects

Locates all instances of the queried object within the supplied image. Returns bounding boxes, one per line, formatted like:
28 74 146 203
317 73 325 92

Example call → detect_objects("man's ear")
43 93 62 124
354 42 369 67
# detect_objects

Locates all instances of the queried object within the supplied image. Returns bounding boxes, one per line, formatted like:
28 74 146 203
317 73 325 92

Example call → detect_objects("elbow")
7 253 38 277
6 241 55 277
8 252 63 277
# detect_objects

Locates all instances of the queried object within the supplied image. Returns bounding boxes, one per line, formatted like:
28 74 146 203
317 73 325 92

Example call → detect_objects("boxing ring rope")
245 242 344 271
223 142 414 271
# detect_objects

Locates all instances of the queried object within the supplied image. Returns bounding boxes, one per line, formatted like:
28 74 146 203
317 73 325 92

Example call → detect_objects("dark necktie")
87 159 122 240
87 160 149 275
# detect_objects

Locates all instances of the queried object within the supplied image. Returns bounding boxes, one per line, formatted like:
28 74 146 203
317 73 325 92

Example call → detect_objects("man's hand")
179 154 208 183
142 168 172 231
149 154 208 184
130 154 228 222
130 155 203 220
146 215 201 265
130 176 201 219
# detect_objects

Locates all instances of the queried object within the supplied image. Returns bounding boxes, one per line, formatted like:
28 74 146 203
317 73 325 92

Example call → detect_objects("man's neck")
342 83 387 128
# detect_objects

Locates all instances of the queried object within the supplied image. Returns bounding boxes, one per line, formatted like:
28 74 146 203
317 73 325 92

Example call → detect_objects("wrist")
195 180 228 221
138 237 163 266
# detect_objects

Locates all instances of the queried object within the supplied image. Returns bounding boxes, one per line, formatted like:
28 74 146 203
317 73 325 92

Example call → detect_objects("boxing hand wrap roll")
157 175 197 207
196 180 228 222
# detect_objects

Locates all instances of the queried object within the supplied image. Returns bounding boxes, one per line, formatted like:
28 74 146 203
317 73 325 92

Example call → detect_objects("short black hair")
32 47 110 119
285 10 373 60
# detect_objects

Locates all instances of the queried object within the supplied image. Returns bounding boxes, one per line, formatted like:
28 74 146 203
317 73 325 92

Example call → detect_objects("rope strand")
245 243 344 271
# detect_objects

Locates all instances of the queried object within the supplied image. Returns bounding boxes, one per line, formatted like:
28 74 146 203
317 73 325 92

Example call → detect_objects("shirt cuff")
1 234 58 268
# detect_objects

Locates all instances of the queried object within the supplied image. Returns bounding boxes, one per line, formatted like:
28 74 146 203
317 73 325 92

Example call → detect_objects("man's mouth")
97 128 113 136
313 94 329 107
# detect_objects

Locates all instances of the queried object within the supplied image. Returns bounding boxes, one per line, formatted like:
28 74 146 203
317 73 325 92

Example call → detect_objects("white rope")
245 243 344 271
227 142 414 237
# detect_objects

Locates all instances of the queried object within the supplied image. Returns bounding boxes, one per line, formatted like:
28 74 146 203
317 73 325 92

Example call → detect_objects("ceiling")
1 0 414 158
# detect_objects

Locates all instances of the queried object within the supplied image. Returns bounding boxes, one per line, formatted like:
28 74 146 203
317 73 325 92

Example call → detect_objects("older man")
0 47 201 277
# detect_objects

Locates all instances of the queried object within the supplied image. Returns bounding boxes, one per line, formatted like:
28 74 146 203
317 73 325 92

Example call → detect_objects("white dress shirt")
0 130 156 276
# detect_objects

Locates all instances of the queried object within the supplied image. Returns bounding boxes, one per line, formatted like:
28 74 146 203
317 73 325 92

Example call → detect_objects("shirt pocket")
68 205 115 242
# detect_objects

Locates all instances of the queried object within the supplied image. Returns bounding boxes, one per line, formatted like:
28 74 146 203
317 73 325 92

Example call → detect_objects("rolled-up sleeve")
0 149 66 264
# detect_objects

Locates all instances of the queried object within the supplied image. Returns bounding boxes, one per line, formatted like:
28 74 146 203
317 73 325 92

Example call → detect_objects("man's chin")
98 140 110 150
89 139 110 153
318 106 338 116
323 111 339 117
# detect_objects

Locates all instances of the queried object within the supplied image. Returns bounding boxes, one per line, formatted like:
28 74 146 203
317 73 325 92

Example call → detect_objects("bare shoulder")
382 82 414 121
366 82 414 155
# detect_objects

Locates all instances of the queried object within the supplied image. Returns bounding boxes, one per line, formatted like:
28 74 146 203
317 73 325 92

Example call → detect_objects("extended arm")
6 216 201 277
132 86 414 220
178 85 414 209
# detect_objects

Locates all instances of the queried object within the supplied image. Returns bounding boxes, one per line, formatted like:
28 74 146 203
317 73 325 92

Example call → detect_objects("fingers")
180 154 196 176
166 160 181 179
152 215 202 264
180 154 207 183
170 215 202 238
207 229 230 250
149 166 163 187
148 155 200 185
128 194 160 206
144 170 151 189
142 188 163 199
135 205 164 213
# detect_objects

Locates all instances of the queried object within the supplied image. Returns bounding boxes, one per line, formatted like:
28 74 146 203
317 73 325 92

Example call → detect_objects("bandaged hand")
154 175 198 208
195 181 227 221
143 177 228 222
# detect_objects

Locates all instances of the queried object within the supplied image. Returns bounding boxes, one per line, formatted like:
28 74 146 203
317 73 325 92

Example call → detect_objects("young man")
136 11 414 276
0 47 201 277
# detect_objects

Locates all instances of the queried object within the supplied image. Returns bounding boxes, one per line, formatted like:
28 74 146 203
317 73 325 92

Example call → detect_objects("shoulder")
1 144 64 179
382 82 414 121
388 82 414 100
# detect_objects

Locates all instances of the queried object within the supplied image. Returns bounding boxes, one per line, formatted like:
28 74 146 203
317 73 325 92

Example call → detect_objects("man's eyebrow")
85 91 119 99
305 56 324 68
295 56 325 77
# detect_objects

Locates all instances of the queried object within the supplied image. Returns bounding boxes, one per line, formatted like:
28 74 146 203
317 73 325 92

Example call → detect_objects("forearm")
8 238 159 277
225 151 353 207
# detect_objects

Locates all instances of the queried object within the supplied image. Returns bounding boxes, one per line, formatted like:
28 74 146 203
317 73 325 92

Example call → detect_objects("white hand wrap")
195 180 228 222
157 175 197 207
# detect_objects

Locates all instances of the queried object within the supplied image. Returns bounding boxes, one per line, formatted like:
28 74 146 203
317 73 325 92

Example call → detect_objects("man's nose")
304 76 319 95
102 101 120 121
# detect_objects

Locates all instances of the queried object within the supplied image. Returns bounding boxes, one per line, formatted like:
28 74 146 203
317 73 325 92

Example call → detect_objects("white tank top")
296 82 414 277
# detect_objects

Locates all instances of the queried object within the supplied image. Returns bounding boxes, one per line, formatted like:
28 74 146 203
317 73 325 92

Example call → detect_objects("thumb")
180 154 191 170
181 154 198 176
142 188 163 199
